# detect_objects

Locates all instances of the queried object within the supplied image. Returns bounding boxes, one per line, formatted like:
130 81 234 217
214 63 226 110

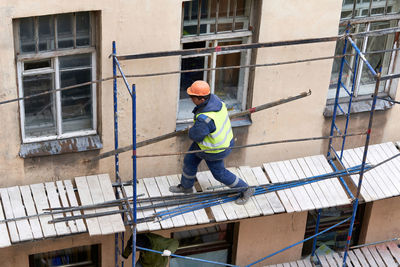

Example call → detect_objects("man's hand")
161 249 172 257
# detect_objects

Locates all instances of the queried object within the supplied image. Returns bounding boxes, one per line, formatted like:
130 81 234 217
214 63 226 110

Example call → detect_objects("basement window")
170 223 235 266
325 0 400 116
177 0 256 126
14 12 98 143
29 244 100 267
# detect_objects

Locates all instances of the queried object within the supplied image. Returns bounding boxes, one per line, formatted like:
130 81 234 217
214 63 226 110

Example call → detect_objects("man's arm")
188 114 216 143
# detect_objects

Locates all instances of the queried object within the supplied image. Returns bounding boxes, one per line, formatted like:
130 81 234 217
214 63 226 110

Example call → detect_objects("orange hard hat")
187 80 211 96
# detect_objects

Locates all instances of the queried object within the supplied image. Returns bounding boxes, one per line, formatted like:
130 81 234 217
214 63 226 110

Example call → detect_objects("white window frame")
14 13 97 143
177 0 253 124
328 0 400 100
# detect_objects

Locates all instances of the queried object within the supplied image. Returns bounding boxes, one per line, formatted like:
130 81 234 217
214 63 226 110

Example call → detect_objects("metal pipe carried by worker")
88 89 311 163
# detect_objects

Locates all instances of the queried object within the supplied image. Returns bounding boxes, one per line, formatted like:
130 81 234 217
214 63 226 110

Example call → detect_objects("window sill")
19 135 102 158
323 94 394 117
176 115 252 131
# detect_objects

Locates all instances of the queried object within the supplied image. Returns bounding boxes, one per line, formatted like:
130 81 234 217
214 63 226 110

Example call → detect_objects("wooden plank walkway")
342 142 400 202
264 242 400 267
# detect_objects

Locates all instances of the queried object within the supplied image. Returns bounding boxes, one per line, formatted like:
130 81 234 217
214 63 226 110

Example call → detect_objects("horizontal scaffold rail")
116 27 400 61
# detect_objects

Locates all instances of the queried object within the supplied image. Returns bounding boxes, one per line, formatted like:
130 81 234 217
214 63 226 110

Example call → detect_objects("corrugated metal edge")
19 135 102 158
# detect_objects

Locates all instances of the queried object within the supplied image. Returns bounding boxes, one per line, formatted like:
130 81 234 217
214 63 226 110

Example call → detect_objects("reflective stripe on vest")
195 102 233 153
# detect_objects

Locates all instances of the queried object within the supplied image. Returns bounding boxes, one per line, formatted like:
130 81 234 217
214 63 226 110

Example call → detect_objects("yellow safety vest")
196 102 233 153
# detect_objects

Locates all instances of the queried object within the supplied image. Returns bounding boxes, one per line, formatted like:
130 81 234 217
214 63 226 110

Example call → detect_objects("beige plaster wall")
235 212 308 266
0 233 114 267
359 196 400 244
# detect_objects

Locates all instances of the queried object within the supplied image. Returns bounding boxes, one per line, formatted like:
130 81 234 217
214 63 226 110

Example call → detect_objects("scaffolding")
108 22 400 267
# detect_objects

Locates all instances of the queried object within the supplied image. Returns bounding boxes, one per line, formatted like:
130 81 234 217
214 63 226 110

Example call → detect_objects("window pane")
59 54 93 133
24 59 51 71
358 20 396 95
57 13 74 49
76 12 90 47
19 17 35 53
215 52 240 107
23 73 57 137
38 16 54 51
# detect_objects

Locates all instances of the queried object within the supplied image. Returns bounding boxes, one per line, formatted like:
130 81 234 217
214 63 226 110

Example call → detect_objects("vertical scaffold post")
342 73 381 267
131 84 138 266
327 28 349 160
112 41 121 267
311 209 321 259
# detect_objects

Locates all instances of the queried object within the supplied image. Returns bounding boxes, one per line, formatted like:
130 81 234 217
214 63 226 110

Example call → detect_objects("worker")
122 233 179 267
169 80 254 205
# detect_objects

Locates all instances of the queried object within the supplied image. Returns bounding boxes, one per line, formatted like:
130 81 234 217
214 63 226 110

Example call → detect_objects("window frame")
327 1 400 101
14 12 97 144
177 0 254 125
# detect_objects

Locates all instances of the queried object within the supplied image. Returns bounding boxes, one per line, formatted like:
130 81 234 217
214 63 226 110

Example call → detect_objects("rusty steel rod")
87 90 312 162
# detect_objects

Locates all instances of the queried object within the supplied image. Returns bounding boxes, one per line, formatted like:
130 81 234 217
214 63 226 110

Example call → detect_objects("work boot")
169 184 194 193
235 187 255 205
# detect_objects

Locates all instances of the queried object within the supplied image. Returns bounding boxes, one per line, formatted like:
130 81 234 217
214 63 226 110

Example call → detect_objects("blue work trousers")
180 142 248 190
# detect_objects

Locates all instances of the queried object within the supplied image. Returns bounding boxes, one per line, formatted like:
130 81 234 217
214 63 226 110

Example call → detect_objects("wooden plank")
97 174 125 233
167 175 198 225
301 258 313 267
270 162 302 212
312 155 350 206
45 182 70 236
332 252 350 267
342 149 375 202
360 246 378 267
296 158 330 208
135 180 161 231
196 171 228 222
55 181 78 234
263 163 295 213
338 252 354 267
303 156 337 207
205 170 246 219
316 156 351 205
374 143 400 196
368 145 400 196
75 176 102 236
236 167 264 215
0 195 11 247
325 253 338 266
143 177 175 229
230 168 261 218
239 166 274 215
289 262 298 267
280 160 314 211
19 185 43 239
0 188 19 242
318 255 330 266
353 248 369 267
367 246 386 267
173 175 209 224
86 175 114 235
7 186 33 241
347 148 385 200
387 242 400 264
64 180 86 232
347 250 361 267
376 244 397 267
124 184 148 232
354 147 395 198
30 183 57 237
283 263 291 267
251 167 284 213
296 260 306 267
289 159 323 209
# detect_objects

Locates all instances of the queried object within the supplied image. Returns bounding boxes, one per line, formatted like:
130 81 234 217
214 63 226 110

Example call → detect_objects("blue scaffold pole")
311 209 321 258
112 41 121 267
131 84 138 267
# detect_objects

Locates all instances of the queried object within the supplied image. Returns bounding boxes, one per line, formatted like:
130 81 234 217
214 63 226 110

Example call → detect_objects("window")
178 0 255 124
29 244 100 267
14 12 97 143
170 223 235 267
327 0 400 102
